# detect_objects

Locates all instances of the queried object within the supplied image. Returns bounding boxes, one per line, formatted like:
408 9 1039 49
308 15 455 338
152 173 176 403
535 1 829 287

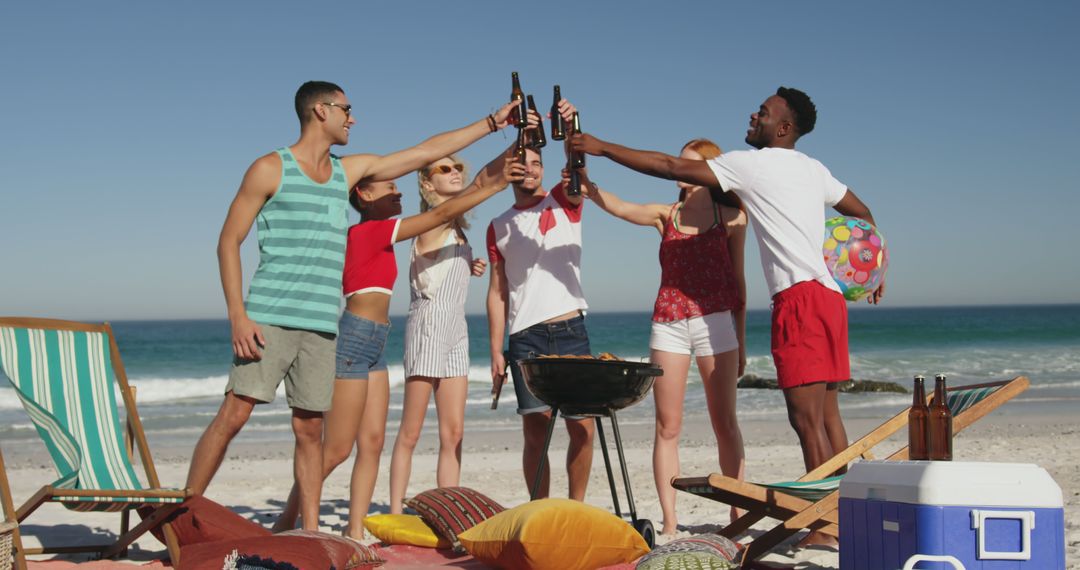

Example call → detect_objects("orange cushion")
179 529 382 570
458 498 650 570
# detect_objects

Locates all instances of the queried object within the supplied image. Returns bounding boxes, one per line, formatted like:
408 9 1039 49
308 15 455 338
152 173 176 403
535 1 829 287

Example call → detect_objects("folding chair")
673 376 1030 566
0 445 27 570
0 317 192 563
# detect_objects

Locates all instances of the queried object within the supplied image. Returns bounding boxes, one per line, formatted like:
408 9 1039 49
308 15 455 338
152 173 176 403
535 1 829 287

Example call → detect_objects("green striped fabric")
762 475 844 502
0 326 182 512
946 386 995 416
245 147 349 334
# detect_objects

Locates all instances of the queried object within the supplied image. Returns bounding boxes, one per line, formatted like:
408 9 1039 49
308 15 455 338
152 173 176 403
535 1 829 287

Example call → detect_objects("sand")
3 409 1077 569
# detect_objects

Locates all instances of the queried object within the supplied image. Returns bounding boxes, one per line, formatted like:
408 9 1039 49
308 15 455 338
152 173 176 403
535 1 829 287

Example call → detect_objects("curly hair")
776 86 817 136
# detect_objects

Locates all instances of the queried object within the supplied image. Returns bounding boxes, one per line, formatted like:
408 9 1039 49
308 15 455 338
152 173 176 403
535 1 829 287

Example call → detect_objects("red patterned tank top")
652 202 742 323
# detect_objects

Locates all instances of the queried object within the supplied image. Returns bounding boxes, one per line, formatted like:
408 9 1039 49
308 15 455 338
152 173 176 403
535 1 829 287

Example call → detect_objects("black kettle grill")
518 357 663 547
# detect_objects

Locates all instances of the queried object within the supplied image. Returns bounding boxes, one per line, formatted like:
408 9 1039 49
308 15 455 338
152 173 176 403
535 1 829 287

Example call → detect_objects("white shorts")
649 311 739 356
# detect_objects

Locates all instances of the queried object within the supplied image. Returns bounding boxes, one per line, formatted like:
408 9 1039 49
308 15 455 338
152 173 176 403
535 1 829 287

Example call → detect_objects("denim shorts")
507 314 591 415
335 311 391 380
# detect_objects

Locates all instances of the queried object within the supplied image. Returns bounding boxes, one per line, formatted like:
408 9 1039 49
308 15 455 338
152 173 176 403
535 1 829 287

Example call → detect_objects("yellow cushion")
458 498 650 570
362 514 451 549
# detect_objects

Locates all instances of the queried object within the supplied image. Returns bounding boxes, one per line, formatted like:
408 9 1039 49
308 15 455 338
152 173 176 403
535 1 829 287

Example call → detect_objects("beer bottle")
515 128 528 168
570 112 585 169
907 375 929 460
928 374 953 461
526 95 546 149
550 85 566 141
567 168 582 197
510 72 527 128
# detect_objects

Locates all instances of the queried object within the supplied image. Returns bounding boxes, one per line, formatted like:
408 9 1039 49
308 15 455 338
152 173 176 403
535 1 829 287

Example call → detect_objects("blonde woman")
574 139 747 534
387 154 485 513
272 148 524 538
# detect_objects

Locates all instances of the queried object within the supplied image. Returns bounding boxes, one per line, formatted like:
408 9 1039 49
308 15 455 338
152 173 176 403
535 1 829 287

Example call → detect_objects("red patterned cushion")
405 487 505 552
140 496 270 547
180 529 383 570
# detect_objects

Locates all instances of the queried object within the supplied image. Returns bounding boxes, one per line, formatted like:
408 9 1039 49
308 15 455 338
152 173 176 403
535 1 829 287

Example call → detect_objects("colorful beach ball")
823 216 888 302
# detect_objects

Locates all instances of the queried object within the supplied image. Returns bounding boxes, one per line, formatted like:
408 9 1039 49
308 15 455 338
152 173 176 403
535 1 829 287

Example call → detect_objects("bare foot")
270 516 297 534
796 530 838 549
660 522 679 536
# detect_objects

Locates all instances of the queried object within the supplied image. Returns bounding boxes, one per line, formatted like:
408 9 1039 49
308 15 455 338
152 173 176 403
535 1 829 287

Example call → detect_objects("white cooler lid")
839 460 1063 507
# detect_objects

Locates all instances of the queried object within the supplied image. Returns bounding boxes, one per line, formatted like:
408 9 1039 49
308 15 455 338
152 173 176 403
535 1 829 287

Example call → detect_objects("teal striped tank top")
245 148 349 334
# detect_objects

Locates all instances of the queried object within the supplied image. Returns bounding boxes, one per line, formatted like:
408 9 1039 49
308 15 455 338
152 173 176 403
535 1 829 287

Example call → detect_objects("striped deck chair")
672 376 1030 566
0 317 192 564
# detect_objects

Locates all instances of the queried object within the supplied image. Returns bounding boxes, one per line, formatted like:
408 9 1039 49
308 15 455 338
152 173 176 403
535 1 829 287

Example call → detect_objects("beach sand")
4 409 1077 569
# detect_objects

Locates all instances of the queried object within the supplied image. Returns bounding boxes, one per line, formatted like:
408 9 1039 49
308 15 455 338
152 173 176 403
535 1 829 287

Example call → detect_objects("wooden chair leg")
101 503 183 560
720 509 767 538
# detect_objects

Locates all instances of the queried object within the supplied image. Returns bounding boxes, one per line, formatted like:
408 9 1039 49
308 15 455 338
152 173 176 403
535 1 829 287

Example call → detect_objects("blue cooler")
839 461 1065 569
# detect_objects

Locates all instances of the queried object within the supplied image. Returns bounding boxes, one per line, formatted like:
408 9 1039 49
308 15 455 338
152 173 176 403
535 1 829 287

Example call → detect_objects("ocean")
2 305 1078 448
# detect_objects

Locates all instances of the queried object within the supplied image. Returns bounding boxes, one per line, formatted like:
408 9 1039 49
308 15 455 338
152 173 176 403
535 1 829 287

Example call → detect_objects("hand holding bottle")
491 100 523 131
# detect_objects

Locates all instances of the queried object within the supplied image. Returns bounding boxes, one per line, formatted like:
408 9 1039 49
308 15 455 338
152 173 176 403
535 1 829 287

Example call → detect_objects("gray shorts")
225 323 336 412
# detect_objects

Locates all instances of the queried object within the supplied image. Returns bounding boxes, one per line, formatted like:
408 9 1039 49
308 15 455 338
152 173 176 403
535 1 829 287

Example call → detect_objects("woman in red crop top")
572 139 747 534
274 148 524 538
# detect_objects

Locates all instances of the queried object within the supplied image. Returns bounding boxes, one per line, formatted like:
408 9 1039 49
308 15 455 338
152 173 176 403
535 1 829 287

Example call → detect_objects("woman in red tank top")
569 139 747 534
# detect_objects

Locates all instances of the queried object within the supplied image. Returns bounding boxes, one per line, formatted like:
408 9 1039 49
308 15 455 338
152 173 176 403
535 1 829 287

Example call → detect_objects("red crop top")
342 219 401 297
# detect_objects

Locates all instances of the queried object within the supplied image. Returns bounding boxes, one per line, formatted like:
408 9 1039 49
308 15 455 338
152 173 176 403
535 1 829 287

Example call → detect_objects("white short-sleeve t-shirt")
487 183 588 335
707 148 848 297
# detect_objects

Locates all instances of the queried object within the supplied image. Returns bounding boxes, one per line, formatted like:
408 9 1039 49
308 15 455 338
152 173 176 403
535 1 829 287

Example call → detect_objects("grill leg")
594 417 622 518
609 411 639 522
530 407 560 501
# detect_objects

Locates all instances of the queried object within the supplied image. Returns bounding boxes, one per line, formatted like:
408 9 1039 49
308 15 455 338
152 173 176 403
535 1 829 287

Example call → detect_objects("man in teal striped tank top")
186 80 521 531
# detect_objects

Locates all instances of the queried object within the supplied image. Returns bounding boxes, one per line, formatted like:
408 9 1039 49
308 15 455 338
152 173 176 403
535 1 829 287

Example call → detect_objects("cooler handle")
902 554 966 569
971 509 1034 561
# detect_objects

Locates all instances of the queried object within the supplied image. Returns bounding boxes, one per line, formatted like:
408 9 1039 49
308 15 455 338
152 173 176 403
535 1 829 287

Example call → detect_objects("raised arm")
569 132 719 188
342 100 518 186
724 207 749 376
833 188 885 304
565 167 668 234
396 149 523 242
486 254 510 390
218 153 280 360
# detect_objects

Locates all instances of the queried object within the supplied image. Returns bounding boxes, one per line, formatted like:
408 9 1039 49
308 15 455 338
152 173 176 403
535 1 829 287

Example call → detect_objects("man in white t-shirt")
570 87 883 545
487 100 596 501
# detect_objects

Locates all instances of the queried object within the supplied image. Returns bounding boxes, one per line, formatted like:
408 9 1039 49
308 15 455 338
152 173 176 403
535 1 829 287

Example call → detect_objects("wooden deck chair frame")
0 446 27 570
0 317 191 564
672 375 1030 566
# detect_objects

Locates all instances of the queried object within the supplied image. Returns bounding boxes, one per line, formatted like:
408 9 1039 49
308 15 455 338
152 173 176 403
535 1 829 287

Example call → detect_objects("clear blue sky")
2 1 1078 320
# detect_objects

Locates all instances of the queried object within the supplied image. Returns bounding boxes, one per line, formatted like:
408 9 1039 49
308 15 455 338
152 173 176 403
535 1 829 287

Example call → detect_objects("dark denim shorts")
335 312 390 379
507 314 591 415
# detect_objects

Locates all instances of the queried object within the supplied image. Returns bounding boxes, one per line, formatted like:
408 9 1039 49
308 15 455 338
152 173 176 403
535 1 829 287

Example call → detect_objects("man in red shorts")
569 87 883 546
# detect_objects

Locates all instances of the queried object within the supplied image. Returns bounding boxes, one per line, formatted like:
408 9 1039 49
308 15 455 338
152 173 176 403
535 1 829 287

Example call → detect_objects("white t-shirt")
707 148 848 297
487 183 588 335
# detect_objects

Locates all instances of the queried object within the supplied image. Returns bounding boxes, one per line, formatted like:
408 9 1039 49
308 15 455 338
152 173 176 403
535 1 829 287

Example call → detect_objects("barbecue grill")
518 356 663 547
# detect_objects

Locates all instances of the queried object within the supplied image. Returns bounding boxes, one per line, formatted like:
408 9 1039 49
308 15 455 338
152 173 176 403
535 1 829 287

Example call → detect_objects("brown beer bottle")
550 85 566 140
928 373 953 461
907 375 930 460
526 95 546 149
510 72 528 128
515 128 528 167
570 112 585 169
567 169 582 197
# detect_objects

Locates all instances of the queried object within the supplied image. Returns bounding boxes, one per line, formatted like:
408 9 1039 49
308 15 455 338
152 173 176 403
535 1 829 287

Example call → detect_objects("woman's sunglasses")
428 163 465 175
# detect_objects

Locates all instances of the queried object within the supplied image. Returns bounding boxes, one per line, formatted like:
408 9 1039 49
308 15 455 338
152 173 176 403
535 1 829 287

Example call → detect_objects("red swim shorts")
770 280 850 389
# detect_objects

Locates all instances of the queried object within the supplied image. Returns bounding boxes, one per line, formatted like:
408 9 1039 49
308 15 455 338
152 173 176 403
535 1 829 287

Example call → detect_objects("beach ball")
823 216 888 302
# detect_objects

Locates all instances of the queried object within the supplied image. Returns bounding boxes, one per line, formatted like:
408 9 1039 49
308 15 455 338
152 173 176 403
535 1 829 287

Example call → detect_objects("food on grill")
537 352 623 361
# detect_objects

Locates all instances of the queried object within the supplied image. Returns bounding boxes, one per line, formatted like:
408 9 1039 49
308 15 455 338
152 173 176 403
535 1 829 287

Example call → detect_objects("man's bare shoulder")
239 151 285 198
